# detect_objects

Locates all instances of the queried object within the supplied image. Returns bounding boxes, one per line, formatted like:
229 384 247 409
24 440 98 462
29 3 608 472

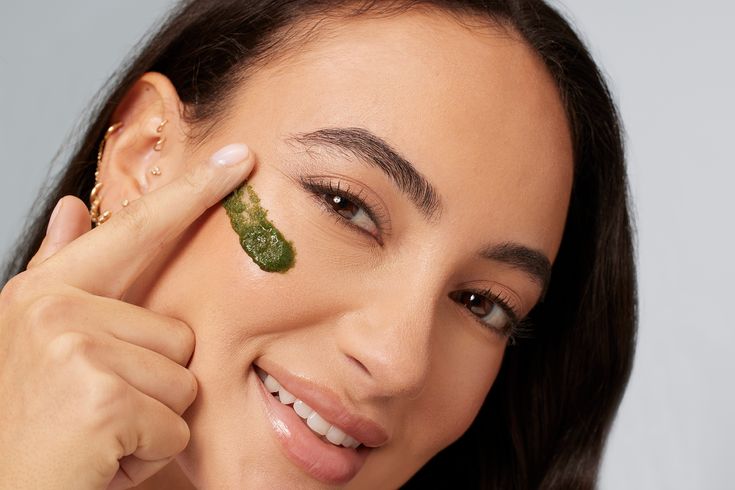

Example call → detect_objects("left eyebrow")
480 242 552 293
283 126 443 222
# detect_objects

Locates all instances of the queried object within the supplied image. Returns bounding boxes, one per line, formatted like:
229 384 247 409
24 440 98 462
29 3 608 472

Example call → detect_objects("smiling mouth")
255 365 363 449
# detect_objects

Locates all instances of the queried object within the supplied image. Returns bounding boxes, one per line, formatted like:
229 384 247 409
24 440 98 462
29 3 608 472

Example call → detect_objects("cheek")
403 337 504 464
356 340 504 488
426 354 502 448
136 192 369 367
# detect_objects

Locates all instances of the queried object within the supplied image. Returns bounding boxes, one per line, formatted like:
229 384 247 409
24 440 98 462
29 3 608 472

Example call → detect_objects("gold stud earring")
153 118 167 151
121 199 129 207
89 121 124 226
150 166 162 176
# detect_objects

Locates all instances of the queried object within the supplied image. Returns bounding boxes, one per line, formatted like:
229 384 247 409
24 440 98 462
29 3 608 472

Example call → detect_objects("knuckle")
45 331 95 364
26 293 72 330
87 371 129 414
182 165 214 213
182 164 210 197
0 272 34 307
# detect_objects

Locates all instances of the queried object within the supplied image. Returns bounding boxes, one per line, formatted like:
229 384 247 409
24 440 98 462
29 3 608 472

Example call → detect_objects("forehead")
230 7 573 258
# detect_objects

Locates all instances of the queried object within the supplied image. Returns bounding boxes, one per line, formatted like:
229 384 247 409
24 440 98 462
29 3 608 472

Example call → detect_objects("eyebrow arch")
283 126 443 222
480 242 552 293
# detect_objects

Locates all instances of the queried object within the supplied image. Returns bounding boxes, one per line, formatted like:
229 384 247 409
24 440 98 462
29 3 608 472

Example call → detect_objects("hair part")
2 1 637 488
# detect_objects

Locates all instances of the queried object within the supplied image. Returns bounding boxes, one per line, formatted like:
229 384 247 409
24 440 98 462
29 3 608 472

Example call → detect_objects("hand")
0 144 254 489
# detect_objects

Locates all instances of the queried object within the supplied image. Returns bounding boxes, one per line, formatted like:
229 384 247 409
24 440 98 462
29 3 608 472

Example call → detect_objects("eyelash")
451 288 522 340
300 176 529 343
299 177 389 244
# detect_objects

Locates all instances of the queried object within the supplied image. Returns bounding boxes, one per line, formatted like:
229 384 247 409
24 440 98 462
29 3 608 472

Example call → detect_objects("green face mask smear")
222 184 296 273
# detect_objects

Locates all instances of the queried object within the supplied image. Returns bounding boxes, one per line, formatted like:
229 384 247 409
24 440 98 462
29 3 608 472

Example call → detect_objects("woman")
0 0 636 488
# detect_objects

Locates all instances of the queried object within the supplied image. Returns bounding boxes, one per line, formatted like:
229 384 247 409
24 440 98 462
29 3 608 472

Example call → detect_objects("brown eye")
300 178 383 242
449 290 512 332
457 292 492 316
327 194 360 219
318 191 379 238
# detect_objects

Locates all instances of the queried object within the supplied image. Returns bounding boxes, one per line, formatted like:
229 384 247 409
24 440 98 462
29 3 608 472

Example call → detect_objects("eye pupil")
466 292 489 316
452 291 491 316
329 194 359 219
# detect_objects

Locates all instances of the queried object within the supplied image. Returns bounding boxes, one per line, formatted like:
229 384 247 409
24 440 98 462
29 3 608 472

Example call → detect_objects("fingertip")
63 196 94 233
206 143 256 197
210 143 251 168
30 196 91 270
47 196 92 242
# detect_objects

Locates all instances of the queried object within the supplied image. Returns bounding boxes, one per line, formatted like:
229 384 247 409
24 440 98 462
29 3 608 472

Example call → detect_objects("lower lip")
252 367 369 485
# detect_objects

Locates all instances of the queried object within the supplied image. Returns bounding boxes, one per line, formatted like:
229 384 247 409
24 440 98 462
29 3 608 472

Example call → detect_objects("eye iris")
329 194 359 219
465 292 490 316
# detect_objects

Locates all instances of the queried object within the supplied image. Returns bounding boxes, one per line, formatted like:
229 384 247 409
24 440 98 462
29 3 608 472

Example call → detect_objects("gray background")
1 1 733 488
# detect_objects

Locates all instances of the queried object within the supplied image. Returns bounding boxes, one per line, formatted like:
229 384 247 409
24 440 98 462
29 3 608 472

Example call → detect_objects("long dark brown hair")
2 1 637 488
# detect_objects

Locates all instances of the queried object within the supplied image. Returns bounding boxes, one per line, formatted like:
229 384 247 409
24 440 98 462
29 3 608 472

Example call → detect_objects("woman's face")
123 8 572 489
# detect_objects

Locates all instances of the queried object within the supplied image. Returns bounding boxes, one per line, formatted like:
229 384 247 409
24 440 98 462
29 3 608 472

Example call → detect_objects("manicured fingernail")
210 143 250 167
47 199 63 233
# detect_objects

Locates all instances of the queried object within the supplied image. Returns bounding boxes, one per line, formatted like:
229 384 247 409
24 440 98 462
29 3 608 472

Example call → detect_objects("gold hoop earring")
89 122 123 226
153 118 168 151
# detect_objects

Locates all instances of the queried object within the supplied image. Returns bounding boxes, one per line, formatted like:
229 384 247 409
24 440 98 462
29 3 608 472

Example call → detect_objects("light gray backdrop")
2 1 733 488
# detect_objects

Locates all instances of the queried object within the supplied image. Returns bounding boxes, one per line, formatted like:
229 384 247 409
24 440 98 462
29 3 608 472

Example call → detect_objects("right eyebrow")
479 242 552 294
283 126 443 222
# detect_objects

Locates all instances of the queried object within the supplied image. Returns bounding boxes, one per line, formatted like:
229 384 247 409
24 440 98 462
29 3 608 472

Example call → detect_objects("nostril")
347 354 371 376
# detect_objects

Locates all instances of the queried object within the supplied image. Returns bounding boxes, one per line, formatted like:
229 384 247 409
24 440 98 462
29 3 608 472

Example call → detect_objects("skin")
8 7 572 489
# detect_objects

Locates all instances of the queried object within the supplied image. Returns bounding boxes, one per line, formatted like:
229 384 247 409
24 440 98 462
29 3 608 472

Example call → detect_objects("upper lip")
255 359 389 448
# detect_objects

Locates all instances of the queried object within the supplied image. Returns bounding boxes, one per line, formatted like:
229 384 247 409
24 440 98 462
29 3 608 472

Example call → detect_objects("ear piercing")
153 118 167 151
89 121 124 226
150 119 166 176
89 118 167 226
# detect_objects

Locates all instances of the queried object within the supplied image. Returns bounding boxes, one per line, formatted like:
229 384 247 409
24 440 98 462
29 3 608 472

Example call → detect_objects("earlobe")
92 72 187 221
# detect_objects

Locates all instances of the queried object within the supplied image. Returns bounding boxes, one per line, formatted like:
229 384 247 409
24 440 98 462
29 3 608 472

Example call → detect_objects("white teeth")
325 426 347 445
341 435 359 448
278 387 297 404
264 374 281 393
293 399 314 419
306 412 331 436
259 369 363 449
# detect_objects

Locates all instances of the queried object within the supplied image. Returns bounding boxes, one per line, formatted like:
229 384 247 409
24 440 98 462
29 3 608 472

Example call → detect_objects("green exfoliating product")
222 184 296 273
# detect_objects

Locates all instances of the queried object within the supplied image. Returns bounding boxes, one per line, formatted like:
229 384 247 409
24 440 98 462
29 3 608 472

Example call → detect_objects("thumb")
27 196 92 269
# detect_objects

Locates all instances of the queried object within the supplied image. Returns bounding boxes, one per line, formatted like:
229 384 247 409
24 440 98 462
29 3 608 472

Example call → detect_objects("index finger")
47 143 254 298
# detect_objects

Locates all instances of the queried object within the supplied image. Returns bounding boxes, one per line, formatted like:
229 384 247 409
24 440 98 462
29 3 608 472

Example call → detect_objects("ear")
95 72 188 215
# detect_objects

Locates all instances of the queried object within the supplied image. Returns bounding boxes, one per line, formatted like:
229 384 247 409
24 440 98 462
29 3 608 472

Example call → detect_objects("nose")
336 281 438 401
